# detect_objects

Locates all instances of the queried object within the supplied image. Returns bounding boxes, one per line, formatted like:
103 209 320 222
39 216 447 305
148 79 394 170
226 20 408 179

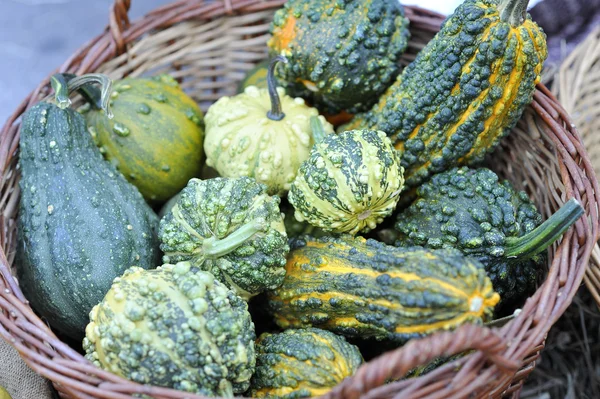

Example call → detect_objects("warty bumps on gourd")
394 167 584 308
342 0 548 188
268 0 410 114
83 263 256 397
267 236 499 342
250 328 363 399
159 177 289 300
204 57 334 196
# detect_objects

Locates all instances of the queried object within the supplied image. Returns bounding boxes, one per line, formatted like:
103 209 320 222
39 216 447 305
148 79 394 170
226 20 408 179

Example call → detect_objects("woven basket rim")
1 1 599 398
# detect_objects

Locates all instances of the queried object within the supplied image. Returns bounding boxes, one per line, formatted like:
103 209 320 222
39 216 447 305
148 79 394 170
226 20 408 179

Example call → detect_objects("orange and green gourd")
250 328 362 399
268 0 410 114
341 0 548 188
267 236 500 342
204 57 334 196
75 74 205 204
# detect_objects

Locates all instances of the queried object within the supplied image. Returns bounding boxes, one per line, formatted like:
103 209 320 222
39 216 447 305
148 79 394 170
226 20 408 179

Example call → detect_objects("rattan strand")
551 26 600 306
0 1 598 399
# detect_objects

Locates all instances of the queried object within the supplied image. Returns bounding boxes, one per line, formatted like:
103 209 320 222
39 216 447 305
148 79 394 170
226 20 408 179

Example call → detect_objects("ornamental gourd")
159 177 289 300
250 328 362 399
267 236 499 342
204 57 334 196
289 129 404 235
268 0 410 114
17 74 160 339
394 167 584 308
73 74 205 204
83 262 256 397
341 0 548 188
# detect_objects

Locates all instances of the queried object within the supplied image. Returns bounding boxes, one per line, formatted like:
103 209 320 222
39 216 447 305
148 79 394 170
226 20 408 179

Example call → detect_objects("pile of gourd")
16 0 584 397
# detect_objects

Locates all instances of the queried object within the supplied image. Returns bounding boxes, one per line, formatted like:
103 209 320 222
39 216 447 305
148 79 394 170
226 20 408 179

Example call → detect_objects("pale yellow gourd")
204 57 334 195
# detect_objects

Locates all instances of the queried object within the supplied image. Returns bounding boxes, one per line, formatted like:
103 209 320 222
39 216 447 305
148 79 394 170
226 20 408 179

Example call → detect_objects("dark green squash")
394 167 584 309
17 74 160 339
250 328 362 398
267 236 499 342
341 0 548 188
268 0 410 114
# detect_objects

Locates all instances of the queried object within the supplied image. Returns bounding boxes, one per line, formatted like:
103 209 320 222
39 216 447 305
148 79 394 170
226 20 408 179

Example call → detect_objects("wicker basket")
552 26 600 307
0 1 598 398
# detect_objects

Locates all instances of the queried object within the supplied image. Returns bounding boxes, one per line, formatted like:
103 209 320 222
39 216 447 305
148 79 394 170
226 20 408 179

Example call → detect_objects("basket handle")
110 0 132 55
320 324 519 399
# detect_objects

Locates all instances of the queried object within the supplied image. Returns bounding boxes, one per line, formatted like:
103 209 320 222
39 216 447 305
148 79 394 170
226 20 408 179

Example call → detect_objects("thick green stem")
504 198 584 261
310 115 327 144
498 0 530 26
52 73 113 118
266 55 288 121
203 220 265 258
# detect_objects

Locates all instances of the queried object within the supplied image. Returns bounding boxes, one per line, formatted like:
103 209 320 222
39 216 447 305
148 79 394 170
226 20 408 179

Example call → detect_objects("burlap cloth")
0 338 53 399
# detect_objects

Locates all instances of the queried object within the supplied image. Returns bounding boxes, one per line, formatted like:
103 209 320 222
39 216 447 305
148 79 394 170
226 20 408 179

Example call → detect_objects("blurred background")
0 0 546 124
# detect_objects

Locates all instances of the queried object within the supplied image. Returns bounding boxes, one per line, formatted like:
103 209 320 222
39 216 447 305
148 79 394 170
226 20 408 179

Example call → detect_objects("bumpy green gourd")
250 328 362 398
342 0 548 188
394 167 584 307
74 74 204 204
17 74 160 339
83 263 256 397
267 236 499 342
159 177 289 299
204 57 334 196
268 0 410 113
289 129 404 235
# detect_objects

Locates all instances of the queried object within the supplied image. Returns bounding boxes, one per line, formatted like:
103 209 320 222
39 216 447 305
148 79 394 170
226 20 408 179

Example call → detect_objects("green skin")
341 0 547 188
289 129 404 235
269 0 410 114
17 76 160 340
250 328 363 398
268 236 498 342
394 167 584 308
83 263 256 397
78 74 205 204
159 177 289 300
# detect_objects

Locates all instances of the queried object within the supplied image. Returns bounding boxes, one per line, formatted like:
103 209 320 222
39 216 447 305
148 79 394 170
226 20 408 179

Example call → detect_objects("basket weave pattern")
553 27 600 306
0 1 598 398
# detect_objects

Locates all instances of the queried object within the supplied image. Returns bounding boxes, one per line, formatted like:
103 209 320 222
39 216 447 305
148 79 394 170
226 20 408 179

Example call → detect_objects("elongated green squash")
267 236 499 342
17 75 160 339
341 0 548 188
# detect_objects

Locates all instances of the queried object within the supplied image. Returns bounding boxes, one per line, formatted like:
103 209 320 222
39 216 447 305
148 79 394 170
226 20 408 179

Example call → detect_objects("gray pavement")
0 0 168 125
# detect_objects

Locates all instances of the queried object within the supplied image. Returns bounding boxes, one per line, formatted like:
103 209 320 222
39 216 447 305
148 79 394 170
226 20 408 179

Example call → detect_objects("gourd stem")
60 73 105 111
203 220 265 258
498 0 530 26
50 74 72 110
504 199 583 260
52 73 114 119
310 116 327 144
266 55 288 121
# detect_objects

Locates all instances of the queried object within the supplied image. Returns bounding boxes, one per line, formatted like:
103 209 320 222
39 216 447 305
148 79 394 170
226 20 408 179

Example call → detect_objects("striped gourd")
341 0 548 188
288 129 405 235
267 236 499 342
